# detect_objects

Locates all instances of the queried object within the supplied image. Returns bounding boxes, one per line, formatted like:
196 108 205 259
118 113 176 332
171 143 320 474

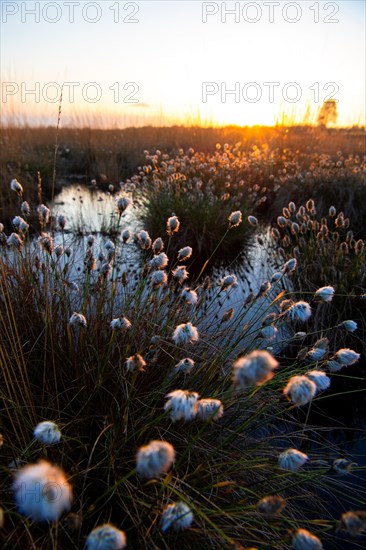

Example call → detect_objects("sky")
1 0 365 127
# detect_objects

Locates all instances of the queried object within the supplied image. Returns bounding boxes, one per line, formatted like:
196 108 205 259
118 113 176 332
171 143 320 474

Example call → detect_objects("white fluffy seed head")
125 354 146 373
305 370 331 393
292 528 323 550
86 524 127 550
149 252 169 270
228 210 242 227
340 320 357 332
161 502 193 532
151 270 168 288
314 286 335 302
278 448 308 471
335 348 360 366
172 265 189 283
164 390 199 422
174 358 195 374
233 350 278 389
177 246 192 261
283 375 317 406
340 511 366 536
110 317 131 331
248 215 258 227
256 495 286 516
12 460 72 522
136 440 175 478
172 322 199 345
10 178 23 194
166 215 180 235
181 288 198 306
33 422 61 445
260 325 278 342
283 258 297 272
286 301 312 323
196 398 223 421
220 274 237 291
69 312 87 328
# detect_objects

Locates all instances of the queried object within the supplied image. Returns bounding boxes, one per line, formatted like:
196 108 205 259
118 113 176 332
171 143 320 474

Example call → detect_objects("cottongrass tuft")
256 495 286 517
305 370 331 393
307 347 328 362
233 350 278 389
12 216 29 232
161 501 193 532
166 215 180 235
151 270 168 288
325 360 344 373
33 421 61 445
149 252 169 270
278 449 309 471
333 458 357 475
172 322 199 345
220 274 238 291
7 232 24 251
196 398 224 421
172 265 189 283
314 286 335 303
175 358 195 374
125 354 146 373
283 258 297 272
177 246 193 261
283 375 317 406
164 389 200 421
122 229 131 243
181 288 198 306
340 511 366 536
110 317 132 331
152 237 164 254
87 234 95 247
292 528 323 549
340 320 358 332
228 210 242 227
260 325 278 342
286 301 312 323
137 230 152 249
86 523 127 550
69 312 87 328
10 178 23 195
38 204 50 225
12 460 72 522
334 348 360 366
248 215 258 227
136 440 175 478
116 195 132 215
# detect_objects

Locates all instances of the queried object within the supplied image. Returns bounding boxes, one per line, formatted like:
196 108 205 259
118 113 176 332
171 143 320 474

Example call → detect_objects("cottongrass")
292 528 323 549
136 440 175 478
233 350 278 389
86 524 127 550
13 461 72 522
278 449 309 471
164 389 200 421
172 322 199 345
161 501 193 532
1 189 365 549
283 375 317 406
33 421 61 445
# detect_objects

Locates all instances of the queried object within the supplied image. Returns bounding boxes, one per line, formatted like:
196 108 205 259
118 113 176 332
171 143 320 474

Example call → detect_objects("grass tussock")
1 171 366 549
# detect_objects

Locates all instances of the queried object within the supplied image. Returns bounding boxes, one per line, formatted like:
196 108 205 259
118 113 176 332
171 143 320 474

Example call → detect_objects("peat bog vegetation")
1 125 366 549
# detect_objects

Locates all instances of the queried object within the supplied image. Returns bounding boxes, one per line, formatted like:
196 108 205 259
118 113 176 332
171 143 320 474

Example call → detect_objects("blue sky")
1 1 365 126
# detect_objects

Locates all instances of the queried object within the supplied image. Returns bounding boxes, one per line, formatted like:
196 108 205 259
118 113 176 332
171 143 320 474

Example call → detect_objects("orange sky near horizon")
1 1 365 128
